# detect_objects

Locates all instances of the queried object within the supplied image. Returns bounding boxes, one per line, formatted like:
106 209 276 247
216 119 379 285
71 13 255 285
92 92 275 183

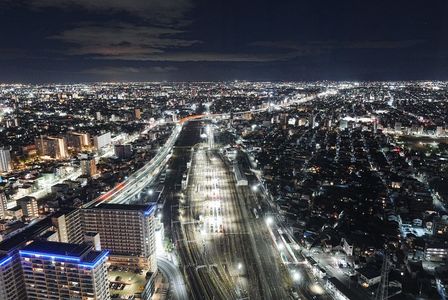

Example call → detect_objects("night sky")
1 0 448 83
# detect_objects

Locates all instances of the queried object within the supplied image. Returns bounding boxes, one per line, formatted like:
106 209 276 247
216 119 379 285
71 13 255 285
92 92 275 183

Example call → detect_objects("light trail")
86 90 325 207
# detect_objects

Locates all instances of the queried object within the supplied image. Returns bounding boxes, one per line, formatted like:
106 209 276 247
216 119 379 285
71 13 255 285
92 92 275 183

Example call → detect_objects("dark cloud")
251 40 424 52
50 23 200 58
83 66 178 75
29 0 193 25
91 51 304 62
50 24 306 62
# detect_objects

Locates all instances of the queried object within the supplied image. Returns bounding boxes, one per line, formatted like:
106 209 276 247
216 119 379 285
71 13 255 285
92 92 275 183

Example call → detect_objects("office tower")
80 157 97 177
114 144 133 159
17 196 39 218
0 192 7 219
66 132 90 151
20 241 110 300
35 136 69 159
0 147 12 173
82 203 156 271
135 108 142 120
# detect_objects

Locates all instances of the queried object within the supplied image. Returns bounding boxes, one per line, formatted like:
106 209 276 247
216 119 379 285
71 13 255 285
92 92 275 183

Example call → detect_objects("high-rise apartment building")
114 144 133 159
0 217 56 300
93 132 111 150
51 208 84 244
0 253 24 300
35 136 69 159
66 132 90 151
17 196 39 218
80 157 97 177
20 241 110 300
0 192 8 219
82 203 156 271
0 147 12 173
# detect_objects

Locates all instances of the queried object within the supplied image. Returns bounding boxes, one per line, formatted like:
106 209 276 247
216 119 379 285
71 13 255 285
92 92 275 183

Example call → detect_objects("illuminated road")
157 256 189 300
84 90 327 208
86 124 183 206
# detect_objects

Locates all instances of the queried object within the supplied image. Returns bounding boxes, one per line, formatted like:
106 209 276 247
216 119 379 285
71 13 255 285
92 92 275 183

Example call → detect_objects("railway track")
176 147 290 300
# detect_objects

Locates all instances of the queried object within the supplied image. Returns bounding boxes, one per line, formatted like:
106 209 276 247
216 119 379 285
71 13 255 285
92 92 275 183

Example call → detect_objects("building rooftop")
357 264 381 279
0 216 53 253
20 240 109 267
85 202 156 216
327 276 362 300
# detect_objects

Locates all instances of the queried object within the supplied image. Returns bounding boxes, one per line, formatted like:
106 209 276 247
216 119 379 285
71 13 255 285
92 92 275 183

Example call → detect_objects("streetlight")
278 242 285 251
251 185 259 192
265 216 274 226
292 270 301 282
237 263 243 270
148 189 154 196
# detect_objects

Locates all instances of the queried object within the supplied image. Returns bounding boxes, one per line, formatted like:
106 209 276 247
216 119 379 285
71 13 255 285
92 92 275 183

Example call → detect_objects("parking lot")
108 266 149 299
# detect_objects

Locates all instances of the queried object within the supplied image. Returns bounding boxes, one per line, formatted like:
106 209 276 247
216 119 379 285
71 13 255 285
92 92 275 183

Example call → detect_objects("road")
84 90 326 208
157 256 189 300
84 123 183 207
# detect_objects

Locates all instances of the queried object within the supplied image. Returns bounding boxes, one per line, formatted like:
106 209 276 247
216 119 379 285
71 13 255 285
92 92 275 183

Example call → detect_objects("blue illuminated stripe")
0 256 12 267
19 250 109 269
79 251 109 269
20 250 81 262
144 205 156 216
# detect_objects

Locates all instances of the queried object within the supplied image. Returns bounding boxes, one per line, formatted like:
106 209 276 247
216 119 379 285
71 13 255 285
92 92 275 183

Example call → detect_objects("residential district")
0 81 447 300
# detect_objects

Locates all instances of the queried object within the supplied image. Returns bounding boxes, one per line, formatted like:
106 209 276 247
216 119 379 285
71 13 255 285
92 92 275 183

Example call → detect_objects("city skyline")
1 1 448 299
0 81 447 299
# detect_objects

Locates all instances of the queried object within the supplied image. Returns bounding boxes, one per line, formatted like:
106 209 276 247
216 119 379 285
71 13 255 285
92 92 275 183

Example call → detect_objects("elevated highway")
85 90 328 207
